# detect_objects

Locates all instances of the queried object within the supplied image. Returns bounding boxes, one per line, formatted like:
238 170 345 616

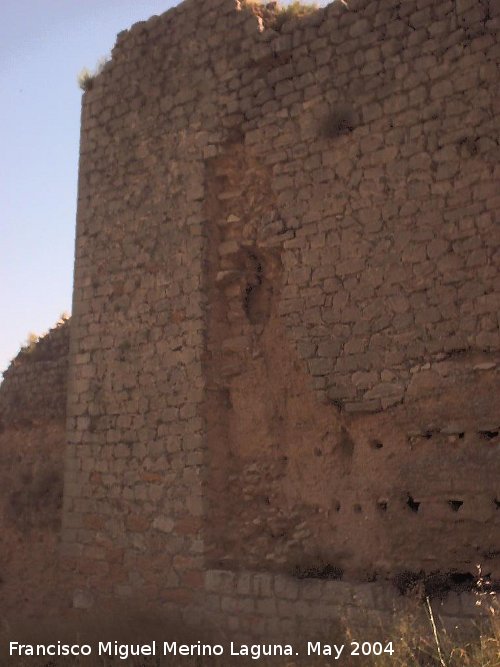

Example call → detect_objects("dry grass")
77 57 108 92
273 1 318 30
1 573 498 667
1 603 498 667
355 576 500 667
363 603 500 666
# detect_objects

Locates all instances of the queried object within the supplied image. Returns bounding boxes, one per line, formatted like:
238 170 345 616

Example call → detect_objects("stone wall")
63 0 500 636
0 320 69 619
0 319 70 427
196 568 488 640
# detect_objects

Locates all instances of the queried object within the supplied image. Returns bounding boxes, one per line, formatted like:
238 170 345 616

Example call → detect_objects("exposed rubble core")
203 146 500 581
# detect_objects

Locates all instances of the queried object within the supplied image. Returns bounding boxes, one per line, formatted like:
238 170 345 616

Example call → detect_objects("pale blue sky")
0 0 179 375
0 0 327 376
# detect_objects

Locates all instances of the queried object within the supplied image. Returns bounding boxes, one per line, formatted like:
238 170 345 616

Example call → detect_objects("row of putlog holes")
368 432 500 513
335 497 500 515
370 430 499 450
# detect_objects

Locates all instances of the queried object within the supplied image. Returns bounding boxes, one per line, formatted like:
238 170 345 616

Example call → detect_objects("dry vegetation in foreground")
1 595 499 667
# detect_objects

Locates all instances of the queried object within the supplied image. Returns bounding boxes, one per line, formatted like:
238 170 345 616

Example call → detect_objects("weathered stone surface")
0 318 69 426
56 0 500 642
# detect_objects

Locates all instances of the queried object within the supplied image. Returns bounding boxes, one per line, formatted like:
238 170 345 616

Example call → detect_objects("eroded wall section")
202 0 500 582
0 320 69 618
0 319 69 426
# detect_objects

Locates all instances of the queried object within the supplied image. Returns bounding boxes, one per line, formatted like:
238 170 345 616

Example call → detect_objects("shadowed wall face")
0 321 69 618
63 0 500 607
0 320 69 426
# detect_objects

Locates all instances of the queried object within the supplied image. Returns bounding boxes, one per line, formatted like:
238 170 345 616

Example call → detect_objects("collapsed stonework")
0 319 69 428
62 0 499 637
0 319 69 617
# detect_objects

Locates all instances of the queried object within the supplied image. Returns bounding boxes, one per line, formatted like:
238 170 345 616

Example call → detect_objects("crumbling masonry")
62 0 499 638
